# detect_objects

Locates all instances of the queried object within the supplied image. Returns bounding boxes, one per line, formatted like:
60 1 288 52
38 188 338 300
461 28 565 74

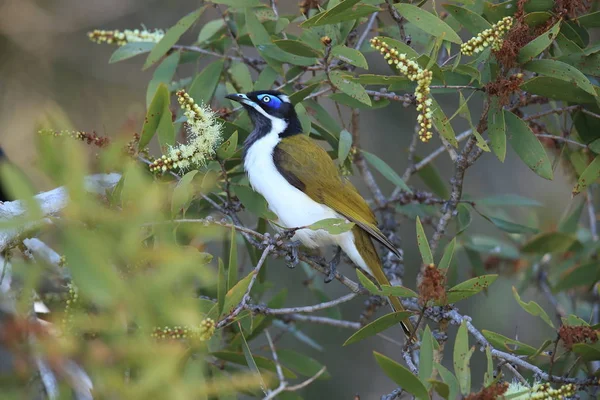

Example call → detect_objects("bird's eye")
262 96 271 103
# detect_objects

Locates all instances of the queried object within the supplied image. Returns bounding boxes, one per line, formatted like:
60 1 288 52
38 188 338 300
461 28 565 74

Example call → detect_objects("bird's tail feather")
352 227 415 340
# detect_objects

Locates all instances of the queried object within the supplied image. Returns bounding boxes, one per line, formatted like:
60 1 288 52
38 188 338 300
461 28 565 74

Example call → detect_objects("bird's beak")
225 93 250 104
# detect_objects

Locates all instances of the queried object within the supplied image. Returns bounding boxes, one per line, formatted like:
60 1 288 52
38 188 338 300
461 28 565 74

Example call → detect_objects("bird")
226 90 414 338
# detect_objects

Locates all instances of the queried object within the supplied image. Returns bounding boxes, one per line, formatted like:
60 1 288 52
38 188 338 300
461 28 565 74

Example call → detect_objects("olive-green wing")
275 135 400 258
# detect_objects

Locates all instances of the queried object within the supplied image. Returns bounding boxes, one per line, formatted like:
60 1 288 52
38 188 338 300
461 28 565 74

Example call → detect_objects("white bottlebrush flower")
88 28 165 46
149 90 223 173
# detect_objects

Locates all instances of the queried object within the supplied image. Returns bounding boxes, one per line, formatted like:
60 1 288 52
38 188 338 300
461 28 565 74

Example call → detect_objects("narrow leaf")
344 311 412 346
329 71 371 106
109 42 155 63
228 226 238 290
331 45 369 69
419 326 435 386
395 4 462 44
356 269 380 294
481 330 538 356
438 238 456 270
338 129 353 163
453 321 471 396
446 275 498 304
504 110 553 180
374 352 431 400
573 156 600 196
139 83 172 149
523 59 596 95
144 7 206 69
487 97 506 162
416 216 433 265
362 151 412 193
518 21 561 63
238 328 268 395
307 218 355 235
512 286 555 328
442 5 492 34
436 363 459 400
521 232 576 253
189 60 225 106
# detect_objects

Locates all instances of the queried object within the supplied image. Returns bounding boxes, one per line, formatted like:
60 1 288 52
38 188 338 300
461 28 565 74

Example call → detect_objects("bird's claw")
285 240 301 269
324 246 342 284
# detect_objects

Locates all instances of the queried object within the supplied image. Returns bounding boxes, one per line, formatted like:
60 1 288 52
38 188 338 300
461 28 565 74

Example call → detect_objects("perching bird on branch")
226 90 414 338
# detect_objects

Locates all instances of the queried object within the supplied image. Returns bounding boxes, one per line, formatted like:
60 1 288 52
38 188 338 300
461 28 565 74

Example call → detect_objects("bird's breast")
244 136 344 248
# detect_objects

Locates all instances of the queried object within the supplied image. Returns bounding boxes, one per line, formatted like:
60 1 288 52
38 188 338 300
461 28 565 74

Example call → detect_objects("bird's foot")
285 240 302 269
324 246 342 284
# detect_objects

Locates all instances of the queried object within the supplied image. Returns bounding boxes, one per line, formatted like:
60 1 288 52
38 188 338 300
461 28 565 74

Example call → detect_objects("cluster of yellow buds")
149 90 222 173
151 318 215 341
87 28 165 46
460 17 513 56
505 381 576 399
38 128 110 148
370 37 433 142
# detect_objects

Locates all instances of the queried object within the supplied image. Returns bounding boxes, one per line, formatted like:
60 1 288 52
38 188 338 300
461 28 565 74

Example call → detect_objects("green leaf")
504 110 553 180
143 7 206 69
481 330 538 356
479 213 539 234
139 83 173 149
512 286 555 328
521 77 598 104
521 232 576 253
338 129 353 163
211 0 263 7
477 194 542 207
356 269 380 294
232 185 276 220
573 156 600 195
484 346 494 386
109 42 155 63
442 4 492 34
257 44 318 67
436 363 459 400
238 331 267 395
331 45 368 69
578 11 600 28
344 311 413 346
171 170 198 216
277 349 330 379
380 285 418 298
416 216 433 265
229 62 253 93
558 201 584 234
429 380 450 399
301 0 376 27
216 130 238 160
218 258 226 314
553 262 599 292
289 83 321 104
456 204 472 234
189 60 225 106
274 40 322 57
572 343 600 361
307 218 355 234
446 275 498 304
374 352 431 400
361 151 412 193
517 20 561 63
146 51 180 108
453 321 471 396
430 96 458 147
329 70 371 106
394 4 462 44
419 326 434 387
487 97 506 162
465 235 520 259
197 19 225 43
439 238 456 270
220 271 253 319
523 59 596 95
244 8 272 46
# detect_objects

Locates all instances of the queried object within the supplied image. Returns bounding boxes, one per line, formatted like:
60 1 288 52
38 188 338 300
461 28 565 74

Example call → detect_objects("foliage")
1 0 600 399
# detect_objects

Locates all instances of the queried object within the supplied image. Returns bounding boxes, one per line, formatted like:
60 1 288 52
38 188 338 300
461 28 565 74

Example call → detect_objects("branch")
250 293 358 315
216 245 273 329
0 173 121 252
281 314 361 330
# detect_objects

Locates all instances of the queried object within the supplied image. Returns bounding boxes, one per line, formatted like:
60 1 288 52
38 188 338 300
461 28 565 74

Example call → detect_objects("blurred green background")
0 0 581 398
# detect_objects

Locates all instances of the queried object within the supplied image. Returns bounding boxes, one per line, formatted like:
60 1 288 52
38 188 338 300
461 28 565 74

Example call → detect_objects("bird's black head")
226 90 303 141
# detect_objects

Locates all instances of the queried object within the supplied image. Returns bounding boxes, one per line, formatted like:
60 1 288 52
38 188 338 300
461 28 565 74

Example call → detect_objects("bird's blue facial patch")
257 93 282 109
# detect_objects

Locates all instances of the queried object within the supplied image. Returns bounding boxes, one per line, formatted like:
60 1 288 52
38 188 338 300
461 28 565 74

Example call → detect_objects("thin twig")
355 12 379 51
281 314 361 329
217 245 273 328
252 293 358 315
